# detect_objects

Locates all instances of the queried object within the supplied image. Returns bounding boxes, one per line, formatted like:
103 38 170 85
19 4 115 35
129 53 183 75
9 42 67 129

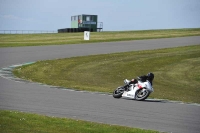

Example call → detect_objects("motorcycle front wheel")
113 86 124 98
135 89 150 101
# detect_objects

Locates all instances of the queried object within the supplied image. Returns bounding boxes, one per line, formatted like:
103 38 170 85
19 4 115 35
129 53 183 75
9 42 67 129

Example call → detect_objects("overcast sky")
0 0 200 31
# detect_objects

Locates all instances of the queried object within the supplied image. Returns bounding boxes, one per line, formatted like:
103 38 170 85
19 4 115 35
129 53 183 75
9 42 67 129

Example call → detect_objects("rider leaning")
129 72 154 86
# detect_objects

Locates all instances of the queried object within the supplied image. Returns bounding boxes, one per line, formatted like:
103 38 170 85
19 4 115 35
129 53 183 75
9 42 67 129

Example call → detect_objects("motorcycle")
113 78 154 101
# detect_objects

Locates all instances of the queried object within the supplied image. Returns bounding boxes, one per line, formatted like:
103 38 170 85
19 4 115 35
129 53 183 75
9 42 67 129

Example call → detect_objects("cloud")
1 14 23 20
0 14 39 23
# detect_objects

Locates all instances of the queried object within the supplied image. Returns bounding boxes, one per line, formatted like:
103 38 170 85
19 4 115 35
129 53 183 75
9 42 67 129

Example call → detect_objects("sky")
0 0 200 31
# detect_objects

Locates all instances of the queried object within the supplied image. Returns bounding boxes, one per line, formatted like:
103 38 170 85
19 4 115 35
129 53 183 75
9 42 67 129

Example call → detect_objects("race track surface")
0 36 200 133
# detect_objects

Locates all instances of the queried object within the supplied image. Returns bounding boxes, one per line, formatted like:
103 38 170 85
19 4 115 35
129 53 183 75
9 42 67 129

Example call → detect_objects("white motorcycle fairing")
121 79 154 100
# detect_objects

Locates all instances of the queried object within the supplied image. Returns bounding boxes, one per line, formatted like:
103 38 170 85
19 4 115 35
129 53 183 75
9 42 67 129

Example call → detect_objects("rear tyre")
135 88 150 101
113 86 124 98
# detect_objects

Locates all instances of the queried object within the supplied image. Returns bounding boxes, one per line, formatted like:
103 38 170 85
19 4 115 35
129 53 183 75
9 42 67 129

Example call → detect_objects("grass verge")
0 110 159 133
0 28 200 47
13 45 200 103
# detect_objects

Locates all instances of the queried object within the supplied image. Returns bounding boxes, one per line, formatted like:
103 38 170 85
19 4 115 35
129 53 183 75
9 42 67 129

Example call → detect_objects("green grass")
0 110 159 133
13 45 200 103
1 28 200 47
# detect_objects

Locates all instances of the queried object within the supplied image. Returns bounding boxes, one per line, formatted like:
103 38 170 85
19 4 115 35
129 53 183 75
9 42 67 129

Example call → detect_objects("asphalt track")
0 36 200 133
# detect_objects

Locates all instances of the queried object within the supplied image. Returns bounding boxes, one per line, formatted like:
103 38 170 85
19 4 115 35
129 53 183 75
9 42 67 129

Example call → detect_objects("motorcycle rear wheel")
113 86 124 98
135 89 150 101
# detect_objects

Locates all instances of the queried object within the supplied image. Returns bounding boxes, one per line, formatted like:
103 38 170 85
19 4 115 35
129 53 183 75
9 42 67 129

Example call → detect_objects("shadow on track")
144 99 167 103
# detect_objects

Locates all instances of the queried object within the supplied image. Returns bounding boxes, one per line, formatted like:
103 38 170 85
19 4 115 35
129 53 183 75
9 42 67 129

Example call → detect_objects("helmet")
147 72 154 81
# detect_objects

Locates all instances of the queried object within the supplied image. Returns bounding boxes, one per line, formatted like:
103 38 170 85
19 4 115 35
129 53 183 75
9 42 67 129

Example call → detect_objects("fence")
0 30 57 34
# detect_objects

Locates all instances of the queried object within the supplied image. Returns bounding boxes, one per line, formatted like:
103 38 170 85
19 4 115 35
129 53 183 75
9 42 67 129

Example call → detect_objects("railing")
0 30 57 34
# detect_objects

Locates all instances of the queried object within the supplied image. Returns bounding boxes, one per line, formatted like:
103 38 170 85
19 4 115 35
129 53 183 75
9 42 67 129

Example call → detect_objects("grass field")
0 28 200 47
13 45 200 103
0 110 159 133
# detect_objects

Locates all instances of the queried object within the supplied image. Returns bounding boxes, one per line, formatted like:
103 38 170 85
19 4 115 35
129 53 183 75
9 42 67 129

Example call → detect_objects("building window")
72 16 78 21
72 16 75 21
86 16 90 21
78 15 82 20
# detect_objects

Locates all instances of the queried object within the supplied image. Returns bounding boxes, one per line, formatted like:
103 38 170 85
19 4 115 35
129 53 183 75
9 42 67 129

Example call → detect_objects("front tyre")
113 86 124 98
135 88 150 101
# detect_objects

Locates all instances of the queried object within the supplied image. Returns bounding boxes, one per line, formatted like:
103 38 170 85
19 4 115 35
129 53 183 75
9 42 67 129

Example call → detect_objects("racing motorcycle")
113 78 154 101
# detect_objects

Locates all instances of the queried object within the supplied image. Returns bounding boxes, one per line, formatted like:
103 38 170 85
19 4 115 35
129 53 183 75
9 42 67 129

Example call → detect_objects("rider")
128 72 154 86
